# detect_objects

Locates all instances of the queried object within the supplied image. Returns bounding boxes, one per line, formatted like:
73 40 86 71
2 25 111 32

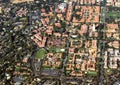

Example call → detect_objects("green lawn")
49 47 65 53
35 48 46 59
42 65 51 69
19 17 28 21
86 71 97 76
66 70 71 74
15 66 21 71
107 12 120 18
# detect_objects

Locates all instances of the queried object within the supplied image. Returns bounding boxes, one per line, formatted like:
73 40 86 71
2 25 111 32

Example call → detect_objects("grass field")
35 48 46 59
107 12 120 18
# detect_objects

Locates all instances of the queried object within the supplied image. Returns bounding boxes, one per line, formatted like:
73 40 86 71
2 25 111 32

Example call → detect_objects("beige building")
115 0 120 7
106 0 120 7
0 7 2 13
106 0 114 6
11 0 34 4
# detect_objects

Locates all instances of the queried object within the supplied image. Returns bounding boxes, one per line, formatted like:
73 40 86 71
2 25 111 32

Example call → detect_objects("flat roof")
11 0 34 4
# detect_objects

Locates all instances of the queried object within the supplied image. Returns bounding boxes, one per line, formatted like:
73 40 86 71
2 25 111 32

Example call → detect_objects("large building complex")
0 0 120 85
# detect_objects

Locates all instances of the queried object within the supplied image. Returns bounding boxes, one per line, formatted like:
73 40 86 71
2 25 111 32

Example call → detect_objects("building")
66 2 73 21
0 6 2 13
104 48 120 69
16 8 27 17
106 0 114 6
106 0 120 7
78 0 96 4
114 0 120 7
32 32 47 48
11 0 34 4
73 6 100 22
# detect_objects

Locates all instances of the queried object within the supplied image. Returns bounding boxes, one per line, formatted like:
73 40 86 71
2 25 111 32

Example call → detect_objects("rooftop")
11 0 34 4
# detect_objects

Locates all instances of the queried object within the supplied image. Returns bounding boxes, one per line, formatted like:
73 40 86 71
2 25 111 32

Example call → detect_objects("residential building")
114 0 120 7
66 2 73 21
0 6 2 13
11 0 34 4
73 6 100 22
